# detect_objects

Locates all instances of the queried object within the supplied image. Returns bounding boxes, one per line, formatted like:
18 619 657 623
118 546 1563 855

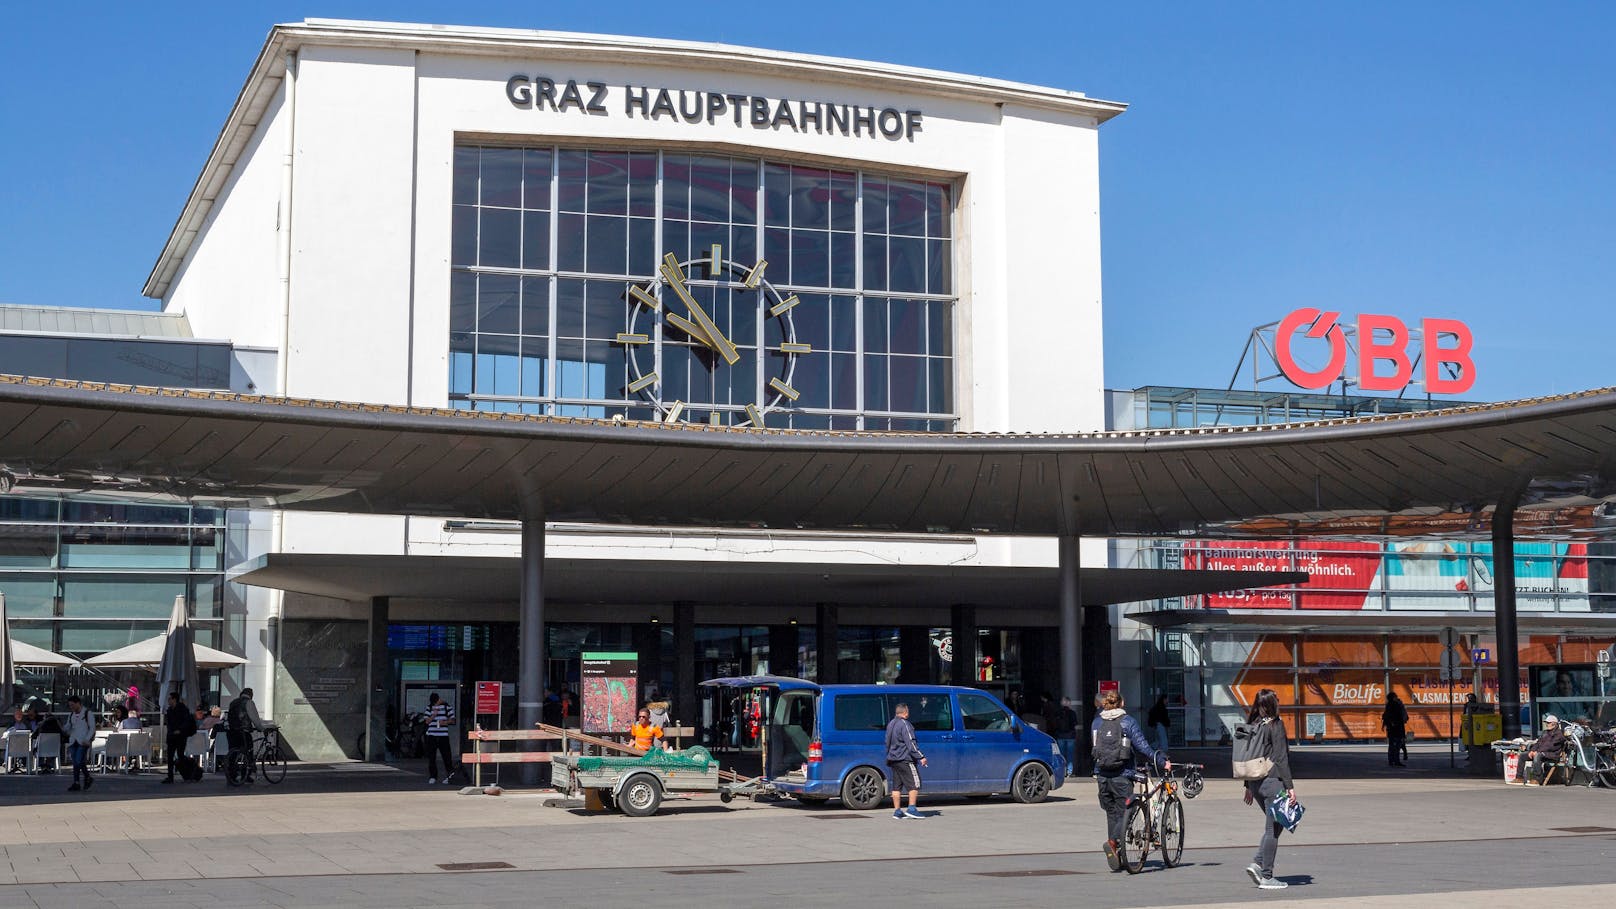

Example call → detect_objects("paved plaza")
0 745 1611 907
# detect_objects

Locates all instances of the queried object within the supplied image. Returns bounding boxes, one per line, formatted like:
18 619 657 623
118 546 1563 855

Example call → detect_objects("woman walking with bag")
1240 689 1295 891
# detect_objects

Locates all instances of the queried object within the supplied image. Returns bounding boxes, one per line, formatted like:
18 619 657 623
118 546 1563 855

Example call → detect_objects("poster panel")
580 651 638 734
1182 541 1380 610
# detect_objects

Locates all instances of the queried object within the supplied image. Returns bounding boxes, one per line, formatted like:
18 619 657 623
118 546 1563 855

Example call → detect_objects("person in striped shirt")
424 693 460 785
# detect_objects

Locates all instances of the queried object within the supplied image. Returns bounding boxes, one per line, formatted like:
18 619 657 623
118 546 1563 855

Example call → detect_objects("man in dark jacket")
162 691 195 784
1381 693 1409 766
1092 689 1169 871
884 702 928 820
1528 714 1567 783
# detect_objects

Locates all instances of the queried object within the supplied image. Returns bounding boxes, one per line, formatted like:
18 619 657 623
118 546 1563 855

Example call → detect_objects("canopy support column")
364 596 389 763
518 517 546 784
1058 535 1082 706
1493 491 1523 739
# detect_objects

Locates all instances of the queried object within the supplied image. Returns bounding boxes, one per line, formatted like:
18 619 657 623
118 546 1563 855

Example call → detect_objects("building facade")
130 20 1124 758
1108 386 1616 745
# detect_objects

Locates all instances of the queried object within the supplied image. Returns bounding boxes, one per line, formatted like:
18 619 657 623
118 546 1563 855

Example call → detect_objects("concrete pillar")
951 604 977 687
631 622 663 698
899 625 932 684
816 603 839 684
518 518 546 784
674 603 696 726
1493 491 1523 739
364 596 390 762
769 624 800 679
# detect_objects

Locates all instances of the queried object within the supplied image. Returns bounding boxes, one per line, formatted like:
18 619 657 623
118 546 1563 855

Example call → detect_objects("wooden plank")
461 751 554 764
467 726 695 743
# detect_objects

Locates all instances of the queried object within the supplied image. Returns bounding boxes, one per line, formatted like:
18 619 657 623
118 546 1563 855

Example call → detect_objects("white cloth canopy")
83 633 246 671
9 639 79 669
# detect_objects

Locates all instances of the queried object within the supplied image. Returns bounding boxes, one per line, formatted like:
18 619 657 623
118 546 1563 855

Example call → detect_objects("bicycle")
1119 762 1204 874
226 725 286 787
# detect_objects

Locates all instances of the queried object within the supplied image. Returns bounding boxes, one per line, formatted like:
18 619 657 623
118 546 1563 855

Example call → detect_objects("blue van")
704 678 1065 809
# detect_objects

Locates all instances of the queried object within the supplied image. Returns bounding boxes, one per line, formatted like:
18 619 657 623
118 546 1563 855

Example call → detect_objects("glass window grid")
451 146 957 430
0 498 234 656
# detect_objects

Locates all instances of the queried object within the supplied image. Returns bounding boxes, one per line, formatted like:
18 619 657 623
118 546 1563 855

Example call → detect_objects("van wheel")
841 766 887 810
1011 762 1052 804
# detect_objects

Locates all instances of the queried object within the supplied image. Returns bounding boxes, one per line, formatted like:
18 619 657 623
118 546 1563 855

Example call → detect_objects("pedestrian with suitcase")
162 691 198 784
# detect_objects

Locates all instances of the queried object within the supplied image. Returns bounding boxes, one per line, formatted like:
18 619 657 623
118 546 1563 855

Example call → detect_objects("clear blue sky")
2 3 1612 402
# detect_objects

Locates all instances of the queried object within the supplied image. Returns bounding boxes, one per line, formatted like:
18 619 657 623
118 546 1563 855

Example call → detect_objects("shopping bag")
1503 751 1519 783
1266 792 1305 832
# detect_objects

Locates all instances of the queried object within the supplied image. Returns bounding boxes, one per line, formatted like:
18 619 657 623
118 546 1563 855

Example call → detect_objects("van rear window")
833 695 887 731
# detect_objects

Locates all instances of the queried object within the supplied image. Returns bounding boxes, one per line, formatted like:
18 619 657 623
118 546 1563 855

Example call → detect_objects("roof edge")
143 19 1127 299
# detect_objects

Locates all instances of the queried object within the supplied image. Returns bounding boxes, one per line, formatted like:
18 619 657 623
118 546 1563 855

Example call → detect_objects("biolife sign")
1276 308 1476 394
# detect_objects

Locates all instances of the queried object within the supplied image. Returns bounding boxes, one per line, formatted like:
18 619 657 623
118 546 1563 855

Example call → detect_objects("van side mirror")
1012 720 1022 736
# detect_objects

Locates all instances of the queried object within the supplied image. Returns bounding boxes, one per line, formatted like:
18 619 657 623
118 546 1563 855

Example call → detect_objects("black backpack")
1093 716 1133 772
227 697 248 731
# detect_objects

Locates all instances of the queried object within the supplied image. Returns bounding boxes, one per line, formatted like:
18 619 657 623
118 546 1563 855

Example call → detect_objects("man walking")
64 696 95 792
885 702 928 819
423 692 459 785
162 691 195 784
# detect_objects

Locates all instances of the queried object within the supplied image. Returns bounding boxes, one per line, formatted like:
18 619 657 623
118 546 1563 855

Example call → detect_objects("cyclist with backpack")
225 688 262 762
1091 688 1169 871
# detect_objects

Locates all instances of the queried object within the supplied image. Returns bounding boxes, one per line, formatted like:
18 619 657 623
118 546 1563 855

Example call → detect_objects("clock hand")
660 255 740 366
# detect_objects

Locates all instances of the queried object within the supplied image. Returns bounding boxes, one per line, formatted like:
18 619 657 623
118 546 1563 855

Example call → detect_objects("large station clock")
620 249 809 427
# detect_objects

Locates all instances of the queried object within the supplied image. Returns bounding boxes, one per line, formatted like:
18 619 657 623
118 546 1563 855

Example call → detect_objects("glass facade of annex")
1112 386 1616 745
449 146 957 430
0 496 239 712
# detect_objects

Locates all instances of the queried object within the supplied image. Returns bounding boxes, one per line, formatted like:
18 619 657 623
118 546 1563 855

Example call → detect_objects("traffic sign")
1439 627 1459 650
1472 648 1491 664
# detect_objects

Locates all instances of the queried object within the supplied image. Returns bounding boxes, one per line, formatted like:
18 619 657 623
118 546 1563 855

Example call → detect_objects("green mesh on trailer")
572 746 715 773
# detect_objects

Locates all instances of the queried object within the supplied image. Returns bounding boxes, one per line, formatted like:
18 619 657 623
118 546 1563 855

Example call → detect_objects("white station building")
122 19 1126 758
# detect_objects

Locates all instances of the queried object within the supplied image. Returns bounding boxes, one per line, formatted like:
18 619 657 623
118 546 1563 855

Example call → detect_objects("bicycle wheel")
1120 800 1150 874
1159 796 1185 867
260 745 287 784
225 751 249 788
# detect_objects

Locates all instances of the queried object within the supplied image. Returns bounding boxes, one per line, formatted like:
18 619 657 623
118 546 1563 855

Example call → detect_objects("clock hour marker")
768 378 801 401
628 373 659 393
780 342 812 354
663 400 685 423
742 259 768 289
628 285 661 311
769 294 800 317
745 404 764 428
709 244 723 276
615 333 650 345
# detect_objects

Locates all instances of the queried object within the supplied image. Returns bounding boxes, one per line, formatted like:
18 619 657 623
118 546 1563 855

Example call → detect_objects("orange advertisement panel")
1226 668 1296 708
1389 636 1475 668
1301 636 1383 667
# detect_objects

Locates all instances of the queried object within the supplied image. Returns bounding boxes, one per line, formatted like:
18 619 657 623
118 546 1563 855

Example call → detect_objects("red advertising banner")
1183 540 1380 609
475 680 501 715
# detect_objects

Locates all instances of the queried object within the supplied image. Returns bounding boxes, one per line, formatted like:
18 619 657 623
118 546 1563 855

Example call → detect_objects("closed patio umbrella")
155 596 201 710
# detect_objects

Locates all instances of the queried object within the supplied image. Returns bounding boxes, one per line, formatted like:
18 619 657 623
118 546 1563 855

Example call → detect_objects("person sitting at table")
200 705 223 731
110 704 128 728
118 709 143 731
1527 714 1568 784
6 709 32 773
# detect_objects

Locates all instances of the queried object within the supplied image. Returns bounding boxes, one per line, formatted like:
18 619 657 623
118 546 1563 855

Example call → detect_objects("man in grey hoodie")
63 696 95 792
885 703 928 820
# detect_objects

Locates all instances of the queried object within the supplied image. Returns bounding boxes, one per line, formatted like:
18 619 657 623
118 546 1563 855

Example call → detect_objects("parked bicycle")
1119 762 1204 873
226 725 286 787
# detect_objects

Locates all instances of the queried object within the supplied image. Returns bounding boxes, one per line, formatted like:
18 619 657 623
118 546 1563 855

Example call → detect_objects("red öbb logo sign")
1275 309 1475 394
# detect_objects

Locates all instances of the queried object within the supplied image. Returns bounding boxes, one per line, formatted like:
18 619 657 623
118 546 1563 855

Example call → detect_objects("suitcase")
175 755 204 782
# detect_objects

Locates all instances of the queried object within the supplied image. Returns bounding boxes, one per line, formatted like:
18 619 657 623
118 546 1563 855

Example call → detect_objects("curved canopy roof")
0 375 1613 539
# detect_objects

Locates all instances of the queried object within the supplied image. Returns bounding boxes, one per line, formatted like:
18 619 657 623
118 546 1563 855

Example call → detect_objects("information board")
475 681 501 715
581 652 638 734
